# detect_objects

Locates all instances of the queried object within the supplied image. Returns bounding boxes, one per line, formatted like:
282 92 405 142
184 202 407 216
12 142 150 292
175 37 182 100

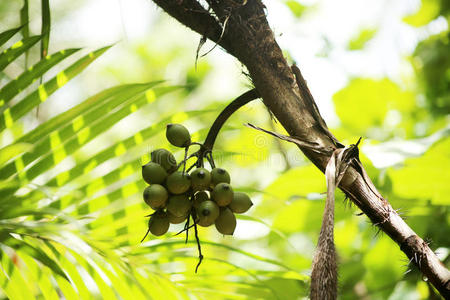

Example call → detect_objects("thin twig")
194 218 203 273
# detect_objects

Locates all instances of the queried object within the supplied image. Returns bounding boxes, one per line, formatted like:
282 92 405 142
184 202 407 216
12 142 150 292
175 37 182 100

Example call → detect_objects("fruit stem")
203 89 260 151
182 146 189 174
194 219 203 273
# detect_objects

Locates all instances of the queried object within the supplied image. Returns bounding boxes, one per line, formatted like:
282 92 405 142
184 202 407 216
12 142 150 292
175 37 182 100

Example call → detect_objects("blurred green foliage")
413 31 450 115
0 1 448 299
347 28 378 51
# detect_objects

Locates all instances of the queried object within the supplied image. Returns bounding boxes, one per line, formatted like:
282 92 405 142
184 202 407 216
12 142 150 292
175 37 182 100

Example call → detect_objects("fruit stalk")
202 89 259 151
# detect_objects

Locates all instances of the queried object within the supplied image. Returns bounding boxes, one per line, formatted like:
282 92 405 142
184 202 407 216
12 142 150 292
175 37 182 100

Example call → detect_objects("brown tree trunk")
152 0 450 297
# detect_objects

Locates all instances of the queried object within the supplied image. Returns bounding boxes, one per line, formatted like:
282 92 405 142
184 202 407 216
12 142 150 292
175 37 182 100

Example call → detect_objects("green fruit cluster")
141 124 253 238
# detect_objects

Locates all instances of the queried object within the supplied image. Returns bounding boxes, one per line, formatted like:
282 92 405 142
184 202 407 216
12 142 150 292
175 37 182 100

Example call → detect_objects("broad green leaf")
272 198 320 234
40 0 51 58
388 138 450 205
0 35 41 71
348 28 377 50
403 0 440 27
0 48 81 105
0 26 24 48
333 78 415 136
269 165 325 197
0 46 111 132
284 0 307 18
225 128 270 166
363 236 404 295
236 214 295 249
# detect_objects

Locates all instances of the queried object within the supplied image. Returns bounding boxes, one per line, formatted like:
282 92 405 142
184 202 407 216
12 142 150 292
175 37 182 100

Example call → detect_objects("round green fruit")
193 191 209 209
229 192 253 213
142 162 167 184
151 148 177 173
143 184 168 209
196 200 219 227
148 211 170 236
211 183 233 206
168 211 189 224
166 172 191 194
215 207 236 235
210 168 230 187
190 168 211 191
166 123 191 148
167 194 192 217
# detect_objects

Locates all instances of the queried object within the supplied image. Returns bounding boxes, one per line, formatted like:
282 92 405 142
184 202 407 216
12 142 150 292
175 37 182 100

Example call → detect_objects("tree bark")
152 0 450 297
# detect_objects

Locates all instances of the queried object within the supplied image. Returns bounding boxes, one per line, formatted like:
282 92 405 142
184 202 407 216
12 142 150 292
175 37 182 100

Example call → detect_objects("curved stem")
203 89 260 150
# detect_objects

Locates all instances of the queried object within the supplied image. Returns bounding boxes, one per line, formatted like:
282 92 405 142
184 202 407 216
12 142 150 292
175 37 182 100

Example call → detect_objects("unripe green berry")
167 194 192 217
210 168 230 187
229 192 253 214
211 183 233 207
143 184 168 209
151 148 177 173
148 210 170 236
166 172 191 194
215 207 236 235
142 162 167 184
190 168 211 191
167 211 189 224
193 191 209 209
196 200 219 227
166 123 191 148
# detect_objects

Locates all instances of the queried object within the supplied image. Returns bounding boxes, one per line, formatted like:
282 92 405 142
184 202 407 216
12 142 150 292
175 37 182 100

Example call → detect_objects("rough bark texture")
152 0 450 297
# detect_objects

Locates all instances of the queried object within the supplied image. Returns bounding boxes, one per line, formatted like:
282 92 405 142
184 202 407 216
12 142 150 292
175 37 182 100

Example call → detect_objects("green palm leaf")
2 238 68 281
0 48 81 105
40 0 51 58
0 35 41 71
0 45 111 132
0 26 25 48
